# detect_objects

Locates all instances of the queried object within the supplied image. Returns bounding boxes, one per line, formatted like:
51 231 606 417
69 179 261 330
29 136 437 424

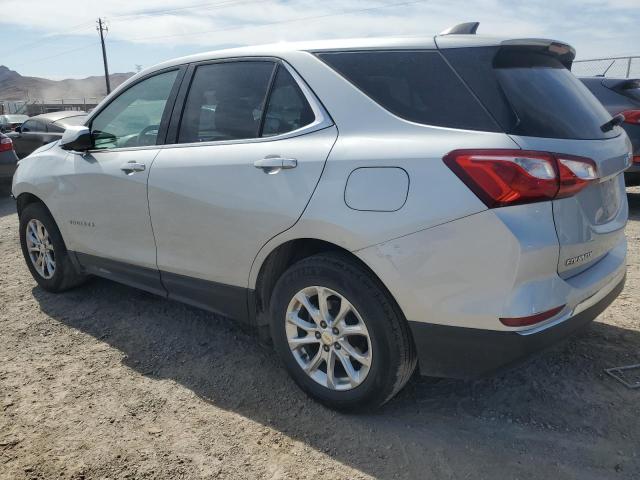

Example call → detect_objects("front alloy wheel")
25 218 56 279
286 286 372 391
19 202 86 292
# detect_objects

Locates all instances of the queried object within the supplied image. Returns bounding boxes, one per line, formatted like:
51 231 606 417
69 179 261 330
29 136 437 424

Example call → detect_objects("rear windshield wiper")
601 113 625 133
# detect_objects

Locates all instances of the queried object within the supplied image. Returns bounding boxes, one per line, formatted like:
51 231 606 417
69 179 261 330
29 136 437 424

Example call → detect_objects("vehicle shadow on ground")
628 190 640 221
32 275 640 479
0 184 15 218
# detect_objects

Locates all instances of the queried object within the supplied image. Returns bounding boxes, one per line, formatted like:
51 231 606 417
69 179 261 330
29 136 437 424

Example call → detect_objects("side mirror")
60 126 92 151
14 126 21 133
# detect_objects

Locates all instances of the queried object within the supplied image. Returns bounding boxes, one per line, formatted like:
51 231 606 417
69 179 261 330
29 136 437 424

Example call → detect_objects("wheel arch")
251 237 407 330
16 192 48 218
16 192 74 255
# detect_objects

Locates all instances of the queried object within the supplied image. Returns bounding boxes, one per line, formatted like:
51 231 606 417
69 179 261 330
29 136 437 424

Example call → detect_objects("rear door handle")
254 157 297 172
120 161 146 174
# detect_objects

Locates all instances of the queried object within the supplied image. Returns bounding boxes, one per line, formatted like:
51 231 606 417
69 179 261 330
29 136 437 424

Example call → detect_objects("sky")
0 0 639 80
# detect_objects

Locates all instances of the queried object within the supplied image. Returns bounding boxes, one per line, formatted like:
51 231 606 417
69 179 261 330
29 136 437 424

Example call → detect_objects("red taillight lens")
555 155 598 199
620 110 640 125
444 149 598 208
0 137 13 153
500 305 565 327
633 155 640 165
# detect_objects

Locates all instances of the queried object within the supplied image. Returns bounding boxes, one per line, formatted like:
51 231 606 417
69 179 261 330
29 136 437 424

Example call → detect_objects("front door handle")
120 161 146 175
254 157 297 173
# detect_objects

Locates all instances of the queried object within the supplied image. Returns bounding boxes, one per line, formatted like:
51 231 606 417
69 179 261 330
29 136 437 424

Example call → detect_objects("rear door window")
317 50 499 132
178 61 275 143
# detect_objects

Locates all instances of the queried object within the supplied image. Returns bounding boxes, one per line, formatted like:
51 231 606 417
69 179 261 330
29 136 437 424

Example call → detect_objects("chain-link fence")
572 56 640 78
1 98 100 115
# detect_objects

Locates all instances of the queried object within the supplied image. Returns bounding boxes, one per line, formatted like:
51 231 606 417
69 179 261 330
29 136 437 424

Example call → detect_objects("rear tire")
269 252 416 411
19 202 86 292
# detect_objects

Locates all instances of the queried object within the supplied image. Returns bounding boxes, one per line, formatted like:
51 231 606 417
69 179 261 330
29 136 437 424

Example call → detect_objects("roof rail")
439 22 479 35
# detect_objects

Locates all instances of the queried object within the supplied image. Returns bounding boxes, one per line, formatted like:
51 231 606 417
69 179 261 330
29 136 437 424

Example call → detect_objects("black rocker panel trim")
73 252 251 323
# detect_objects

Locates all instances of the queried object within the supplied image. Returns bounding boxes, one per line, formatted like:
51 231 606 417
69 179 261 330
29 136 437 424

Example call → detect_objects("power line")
0 0 264 61
113 0 430 43
11 43 99 69
0 21 96 60
107 0 265 21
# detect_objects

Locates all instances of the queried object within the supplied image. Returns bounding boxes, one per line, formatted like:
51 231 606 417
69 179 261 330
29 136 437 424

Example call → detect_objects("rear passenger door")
148 59 337 319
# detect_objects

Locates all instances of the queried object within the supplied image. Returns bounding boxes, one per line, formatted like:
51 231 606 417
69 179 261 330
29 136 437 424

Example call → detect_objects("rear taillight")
443 149 598 208
620 110 640 125
633 155 640 165
0 137 13 153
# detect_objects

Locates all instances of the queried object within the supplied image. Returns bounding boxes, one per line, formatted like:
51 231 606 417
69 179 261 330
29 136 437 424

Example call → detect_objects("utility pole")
97 18 111 95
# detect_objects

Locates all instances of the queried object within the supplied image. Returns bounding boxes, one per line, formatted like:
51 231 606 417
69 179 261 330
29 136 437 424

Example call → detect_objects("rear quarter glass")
316 50 500 132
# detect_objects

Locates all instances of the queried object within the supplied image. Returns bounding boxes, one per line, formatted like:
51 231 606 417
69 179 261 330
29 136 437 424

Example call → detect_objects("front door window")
91 70 179 149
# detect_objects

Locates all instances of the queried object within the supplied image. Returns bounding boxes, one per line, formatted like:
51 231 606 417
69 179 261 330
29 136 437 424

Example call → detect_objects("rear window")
616 80 640 103
317 50 499 132
442 47 617 140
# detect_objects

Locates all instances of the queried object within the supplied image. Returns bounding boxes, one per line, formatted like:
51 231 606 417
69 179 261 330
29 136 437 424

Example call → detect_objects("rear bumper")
409 274 625 379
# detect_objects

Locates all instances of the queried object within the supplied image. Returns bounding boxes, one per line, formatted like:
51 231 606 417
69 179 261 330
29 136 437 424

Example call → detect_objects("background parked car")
580 77 640 185
8 111 87 159
0 132 19 183
0 114 29 133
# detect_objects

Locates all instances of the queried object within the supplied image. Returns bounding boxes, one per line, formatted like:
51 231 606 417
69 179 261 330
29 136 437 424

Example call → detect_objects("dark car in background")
8 111 87 159
0 114 29 133
580 77 640 185
0 133 19 182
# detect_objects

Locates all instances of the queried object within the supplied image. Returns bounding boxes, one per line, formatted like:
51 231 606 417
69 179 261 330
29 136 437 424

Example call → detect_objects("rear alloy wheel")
270 252 417 411
285 285 372 391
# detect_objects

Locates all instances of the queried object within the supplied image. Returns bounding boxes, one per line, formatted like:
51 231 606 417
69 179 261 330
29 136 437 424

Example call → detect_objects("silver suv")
12 28 631 410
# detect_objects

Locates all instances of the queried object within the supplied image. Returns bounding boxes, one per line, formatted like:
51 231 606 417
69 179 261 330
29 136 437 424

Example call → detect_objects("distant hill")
0 66 134 101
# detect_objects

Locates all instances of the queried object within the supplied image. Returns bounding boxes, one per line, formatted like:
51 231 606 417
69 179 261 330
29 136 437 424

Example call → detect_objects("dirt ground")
1 186 639 480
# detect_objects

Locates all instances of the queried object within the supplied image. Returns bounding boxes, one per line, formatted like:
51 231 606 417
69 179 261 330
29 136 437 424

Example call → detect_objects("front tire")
19 202 86 292
269 252 416 411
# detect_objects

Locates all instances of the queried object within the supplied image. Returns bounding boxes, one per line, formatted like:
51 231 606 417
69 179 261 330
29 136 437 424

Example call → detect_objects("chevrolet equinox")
12 25 631 410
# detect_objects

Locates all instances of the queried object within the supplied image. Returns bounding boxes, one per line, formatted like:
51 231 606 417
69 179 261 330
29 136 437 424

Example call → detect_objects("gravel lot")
1 187 639 480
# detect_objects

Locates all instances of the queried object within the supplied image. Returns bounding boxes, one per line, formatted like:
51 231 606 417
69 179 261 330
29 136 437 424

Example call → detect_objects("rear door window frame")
164 56 333 148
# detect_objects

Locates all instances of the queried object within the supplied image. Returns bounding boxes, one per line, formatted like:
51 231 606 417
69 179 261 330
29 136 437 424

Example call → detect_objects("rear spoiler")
437 22 576 69
498 39 576 69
